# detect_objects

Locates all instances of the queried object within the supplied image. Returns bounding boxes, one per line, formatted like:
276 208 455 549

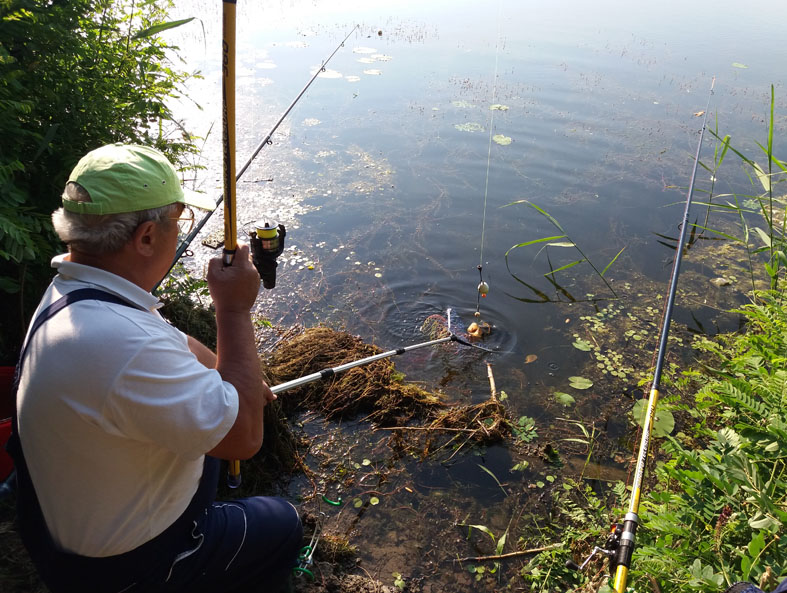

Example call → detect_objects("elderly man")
10 143 302 592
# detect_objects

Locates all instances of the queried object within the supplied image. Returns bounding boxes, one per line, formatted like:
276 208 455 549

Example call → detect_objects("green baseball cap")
63 143 215 215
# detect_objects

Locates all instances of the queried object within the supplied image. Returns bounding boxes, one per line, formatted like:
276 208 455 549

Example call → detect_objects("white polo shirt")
16 255 239 557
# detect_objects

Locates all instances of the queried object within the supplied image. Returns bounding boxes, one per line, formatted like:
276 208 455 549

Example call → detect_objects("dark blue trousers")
11 442 302 593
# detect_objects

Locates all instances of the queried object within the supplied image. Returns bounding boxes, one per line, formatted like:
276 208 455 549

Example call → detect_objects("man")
11 143 302 592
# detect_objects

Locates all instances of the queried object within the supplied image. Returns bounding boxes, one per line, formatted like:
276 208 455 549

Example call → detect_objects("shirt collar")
51 253 163 312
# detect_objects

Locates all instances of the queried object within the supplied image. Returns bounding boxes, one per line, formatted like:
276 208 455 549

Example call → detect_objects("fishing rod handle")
612 512 639 592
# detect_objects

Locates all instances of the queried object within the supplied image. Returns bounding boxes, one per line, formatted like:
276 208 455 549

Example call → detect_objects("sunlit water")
165 1 786 588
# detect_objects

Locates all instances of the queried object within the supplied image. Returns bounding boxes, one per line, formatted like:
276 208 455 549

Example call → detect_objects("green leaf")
732 62 748 68
554 391 576 406
465 524 496 544
748 530 765 558
631 399 675 437
754 227 772 248
601 246 625 276
568 376 593 390
748 513 777 529
506 235 567 253
752 162 771 192
545 259 584 276
572 338 592 351
132 17 196 40
370 496 380 505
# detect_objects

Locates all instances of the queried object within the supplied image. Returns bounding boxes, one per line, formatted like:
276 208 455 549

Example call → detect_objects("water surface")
167 1 787 588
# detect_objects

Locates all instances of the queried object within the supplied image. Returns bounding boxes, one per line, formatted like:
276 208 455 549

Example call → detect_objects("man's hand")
205 242 270 459
207 243 260 313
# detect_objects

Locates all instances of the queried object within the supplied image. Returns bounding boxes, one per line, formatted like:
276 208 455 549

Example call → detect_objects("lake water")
167 0 786 589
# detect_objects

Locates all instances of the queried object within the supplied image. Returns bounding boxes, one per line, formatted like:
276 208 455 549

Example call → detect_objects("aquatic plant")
697 86 787 294
504 200 625 301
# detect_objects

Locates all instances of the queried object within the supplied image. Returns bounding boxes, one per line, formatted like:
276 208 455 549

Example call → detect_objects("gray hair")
52 182 179 254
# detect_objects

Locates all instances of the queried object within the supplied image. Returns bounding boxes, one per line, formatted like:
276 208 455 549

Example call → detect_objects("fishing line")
475 1 503 318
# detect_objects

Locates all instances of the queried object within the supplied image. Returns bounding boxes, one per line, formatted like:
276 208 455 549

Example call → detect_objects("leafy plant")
0 0 200 362
503 199 625 300
629 291 787 591
558 417 598 478
697 86 787 293
461 522 509 580
511 415 538 442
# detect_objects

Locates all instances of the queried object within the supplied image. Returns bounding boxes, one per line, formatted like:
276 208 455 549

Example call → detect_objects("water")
166 1 787 588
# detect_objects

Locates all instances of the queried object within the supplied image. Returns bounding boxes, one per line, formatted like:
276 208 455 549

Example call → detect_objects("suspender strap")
14 288 139 389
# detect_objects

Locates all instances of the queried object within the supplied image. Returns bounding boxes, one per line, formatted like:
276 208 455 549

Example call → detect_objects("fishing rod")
222 0 243 488
163 23 359 279
567 77 716 591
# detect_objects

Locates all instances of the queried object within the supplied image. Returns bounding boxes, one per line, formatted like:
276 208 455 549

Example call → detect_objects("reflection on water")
170 0 786 588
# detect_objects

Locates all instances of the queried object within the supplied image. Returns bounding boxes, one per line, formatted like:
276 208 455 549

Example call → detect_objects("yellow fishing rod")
221 8 356 488
221 0 243 488
566 77 716 590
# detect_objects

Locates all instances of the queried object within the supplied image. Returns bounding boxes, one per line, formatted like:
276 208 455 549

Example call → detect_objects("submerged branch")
453 543 561 563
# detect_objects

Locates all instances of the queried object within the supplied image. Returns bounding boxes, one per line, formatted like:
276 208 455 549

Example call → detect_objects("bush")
632 291 787 592
0 0 199 363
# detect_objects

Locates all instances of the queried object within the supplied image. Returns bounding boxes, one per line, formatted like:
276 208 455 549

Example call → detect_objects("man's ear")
131 220 159 257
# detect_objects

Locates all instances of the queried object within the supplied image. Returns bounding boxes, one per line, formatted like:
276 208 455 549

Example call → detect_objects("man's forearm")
214 310 266 457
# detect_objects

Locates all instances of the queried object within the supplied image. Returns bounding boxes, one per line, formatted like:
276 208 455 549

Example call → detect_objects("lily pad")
568 376 593 390
632 399 675 437
572 338 592 351
454 122 484 132
492 134 512 145
554 391 575 406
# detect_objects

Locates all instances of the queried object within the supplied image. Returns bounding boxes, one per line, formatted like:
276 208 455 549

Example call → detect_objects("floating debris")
710 277 732 287
490 104 509 111
302 118 321 127
353 46 377 54
493 134 512 145
525 354 538 364
732 62 748 69
358 57 376 64
371 54 393 62
317 68 343 79
363 69 382 76
345 75 361 82
451 100 475 109
454 122 484 132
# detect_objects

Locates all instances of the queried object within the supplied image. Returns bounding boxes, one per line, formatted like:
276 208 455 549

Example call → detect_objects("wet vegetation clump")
264 326 446 425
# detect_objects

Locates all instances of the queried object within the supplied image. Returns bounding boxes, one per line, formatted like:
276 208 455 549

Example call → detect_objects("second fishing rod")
566 77 716 591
